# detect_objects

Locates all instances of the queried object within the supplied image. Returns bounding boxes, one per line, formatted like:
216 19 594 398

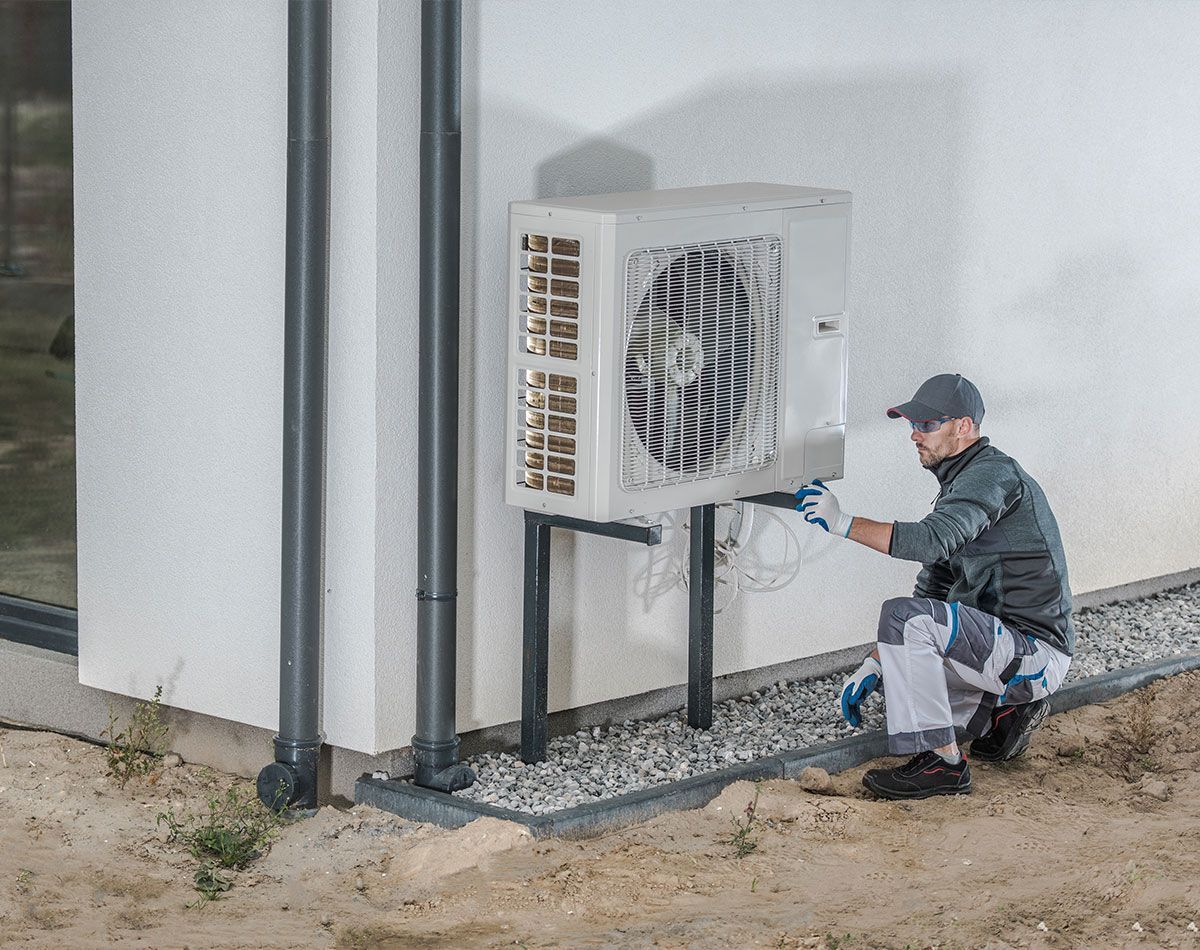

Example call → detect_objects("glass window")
0 0 75 608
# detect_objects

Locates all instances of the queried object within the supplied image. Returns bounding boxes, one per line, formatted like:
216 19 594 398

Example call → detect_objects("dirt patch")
2 673 1199 948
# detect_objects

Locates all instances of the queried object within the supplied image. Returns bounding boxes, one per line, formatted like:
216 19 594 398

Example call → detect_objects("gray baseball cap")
886 373 985 424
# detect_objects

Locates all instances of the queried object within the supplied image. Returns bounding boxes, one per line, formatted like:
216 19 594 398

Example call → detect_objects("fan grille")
621 236 781 491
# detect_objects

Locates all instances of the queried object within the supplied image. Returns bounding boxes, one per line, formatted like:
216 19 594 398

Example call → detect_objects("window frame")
0 594 77 656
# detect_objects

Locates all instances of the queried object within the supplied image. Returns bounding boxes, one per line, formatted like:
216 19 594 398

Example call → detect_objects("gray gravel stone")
454 583 1200 815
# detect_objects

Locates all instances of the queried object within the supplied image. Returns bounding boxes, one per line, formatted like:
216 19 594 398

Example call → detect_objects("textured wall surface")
74 0 382 750
75 1 1200 753
389 0 1200 749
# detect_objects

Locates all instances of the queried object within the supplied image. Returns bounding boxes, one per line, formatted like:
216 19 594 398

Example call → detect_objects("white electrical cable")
730 507 804 593
675 501 804 614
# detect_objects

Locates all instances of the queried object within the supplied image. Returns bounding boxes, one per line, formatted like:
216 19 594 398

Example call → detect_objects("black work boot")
969 699 1050 762
862 750 972 800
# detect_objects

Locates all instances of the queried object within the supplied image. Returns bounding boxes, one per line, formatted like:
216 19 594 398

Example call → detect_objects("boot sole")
861 773 973 800
971 700 1050 763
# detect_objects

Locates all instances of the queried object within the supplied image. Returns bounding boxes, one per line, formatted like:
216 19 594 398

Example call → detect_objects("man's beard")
918 445 951 470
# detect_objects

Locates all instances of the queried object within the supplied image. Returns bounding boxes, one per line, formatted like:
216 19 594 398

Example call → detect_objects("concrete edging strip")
1048 651 1200 714
354 650 1200 838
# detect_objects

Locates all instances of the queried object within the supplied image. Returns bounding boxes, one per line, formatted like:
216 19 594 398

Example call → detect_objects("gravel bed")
455 583 1200 815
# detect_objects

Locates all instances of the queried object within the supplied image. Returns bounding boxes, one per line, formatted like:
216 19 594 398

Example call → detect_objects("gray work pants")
876 597 1072 755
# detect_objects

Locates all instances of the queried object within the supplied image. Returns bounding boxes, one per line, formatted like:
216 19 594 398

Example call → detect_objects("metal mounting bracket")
520 505 714 763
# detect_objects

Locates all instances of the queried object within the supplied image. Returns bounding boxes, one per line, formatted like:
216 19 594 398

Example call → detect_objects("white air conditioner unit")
505 182 850 523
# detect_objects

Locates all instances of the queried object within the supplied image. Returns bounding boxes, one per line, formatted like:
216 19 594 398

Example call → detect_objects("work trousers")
876 597 1072 755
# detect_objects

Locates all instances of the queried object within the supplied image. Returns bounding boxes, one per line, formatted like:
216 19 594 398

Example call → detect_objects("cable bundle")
633 502 804 614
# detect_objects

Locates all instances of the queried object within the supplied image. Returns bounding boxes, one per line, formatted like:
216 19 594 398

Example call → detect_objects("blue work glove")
840 656 882 728
795 479 854 538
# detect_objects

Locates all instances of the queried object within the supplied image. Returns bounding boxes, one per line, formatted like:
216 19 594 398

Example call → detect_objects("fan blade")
664 383 679 465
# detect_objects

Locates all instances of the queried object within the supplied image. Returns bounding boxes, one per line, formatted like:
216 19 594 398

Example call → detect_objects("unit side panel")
588 224 622 522
504 215 600 517
778 202 851 490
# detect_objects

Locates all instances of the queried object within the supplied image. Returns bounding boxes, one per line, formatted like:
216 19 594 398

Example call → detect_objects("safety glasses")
909 417 952 434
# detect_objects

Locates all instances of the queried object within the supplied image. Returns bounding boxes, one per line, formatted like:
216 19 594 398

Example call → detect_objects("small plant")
192 865 234 903
158 785 282 903
722 784 763 858
160 785 281 868
1127 691 1156 757
102 685 170 787
1108 689 1159 780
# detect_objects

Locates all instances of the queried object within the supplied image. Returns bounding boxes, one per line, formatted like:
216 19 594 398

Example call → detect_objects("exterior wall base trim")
3 566 1196 802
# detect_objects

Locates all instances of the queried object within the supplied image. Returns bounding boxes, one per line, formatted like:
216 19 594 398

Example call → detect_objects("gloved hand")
795 480 854 537
840 655 882 728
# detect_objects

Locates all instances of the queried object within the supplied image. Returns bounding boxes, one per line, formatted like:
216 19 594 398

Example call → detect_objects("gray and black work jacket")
889 437 1075 655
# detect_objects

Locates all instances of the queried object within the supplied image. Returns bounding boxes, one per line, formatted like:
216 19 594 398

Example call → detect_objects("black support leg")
688 504 715 729
521 516 551 763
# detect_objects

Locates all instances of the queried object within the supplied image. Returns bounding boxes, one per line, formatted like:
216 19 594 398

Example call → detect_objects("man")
795 373 1073 800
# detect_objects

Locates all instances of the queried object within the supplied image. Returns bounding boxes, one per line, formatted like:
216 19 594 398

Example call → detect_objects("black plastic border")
0 594 78 656
354 651 1200 838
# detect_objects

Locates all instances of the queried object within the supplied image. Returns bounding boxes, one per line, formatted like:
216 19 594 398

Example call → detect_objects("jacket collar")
931 436 990 486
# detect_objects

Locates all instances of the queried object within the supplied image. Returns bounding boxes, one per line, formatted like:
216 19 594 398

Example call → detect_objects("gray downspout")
257 0 331 812
411 0 475 793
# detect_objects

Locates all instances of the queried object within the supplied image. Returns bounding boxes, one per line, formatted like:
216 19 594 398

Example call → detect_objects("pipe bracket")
416 589 458 602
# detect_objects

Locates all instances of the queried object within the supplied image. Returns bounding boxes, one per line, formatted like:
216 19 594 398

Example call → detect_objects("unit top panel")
510 182 850 224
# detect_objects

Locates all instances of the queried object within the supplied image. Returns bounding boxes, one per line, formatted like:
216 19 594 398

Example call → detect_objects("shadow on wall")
980 248 1146 416
535 136 656 200
974 247 1158 521
451 0 666 729
456 119 658 726
454 68 970 728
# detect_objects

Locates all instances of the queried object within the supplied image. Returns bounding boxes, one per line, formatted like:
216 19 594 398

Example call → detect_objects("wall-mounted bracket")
687 504 715 729
521 509 677 763
740 491 801 512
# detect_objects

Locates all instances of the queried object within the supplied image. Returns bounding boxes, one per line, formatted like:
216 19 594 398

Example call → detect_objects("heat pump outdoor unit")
505 182 850 523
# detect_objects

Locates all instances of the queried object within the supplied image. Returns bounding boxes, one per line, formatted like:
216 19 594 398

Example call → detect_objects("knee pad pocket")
878 597 939 645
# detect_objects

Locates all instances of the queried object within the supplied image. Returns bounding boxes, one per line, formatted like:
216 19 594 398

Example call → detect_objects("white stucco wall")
388 0 1200 748
74 0 382 750
75 0 1200 755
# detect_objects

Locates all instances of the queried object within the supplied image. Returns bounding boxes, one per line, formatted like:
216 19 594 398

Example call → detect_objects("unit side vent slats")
621 236 782 491
516 370 579 497
519 233 581 360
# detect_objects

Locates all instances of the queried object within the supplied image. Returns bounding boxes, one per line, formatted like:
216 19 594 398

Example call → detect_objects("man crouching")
795 373 1074 799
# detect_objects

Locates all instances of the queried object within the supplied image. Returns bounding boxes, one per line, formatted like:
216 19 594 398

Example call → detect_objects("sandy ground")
1 673 1198 949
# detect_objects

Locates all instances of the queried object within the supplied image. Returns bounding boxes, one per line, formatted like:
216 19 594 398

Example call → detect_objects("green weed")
101 686 169 787
158 785 282 903
191 864 234 904
722 784 763 858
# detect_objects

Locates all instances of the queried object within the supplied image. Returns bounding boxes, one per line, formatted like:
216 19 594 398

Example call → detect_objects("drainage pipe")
411 0 475 793
257 0 331 812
